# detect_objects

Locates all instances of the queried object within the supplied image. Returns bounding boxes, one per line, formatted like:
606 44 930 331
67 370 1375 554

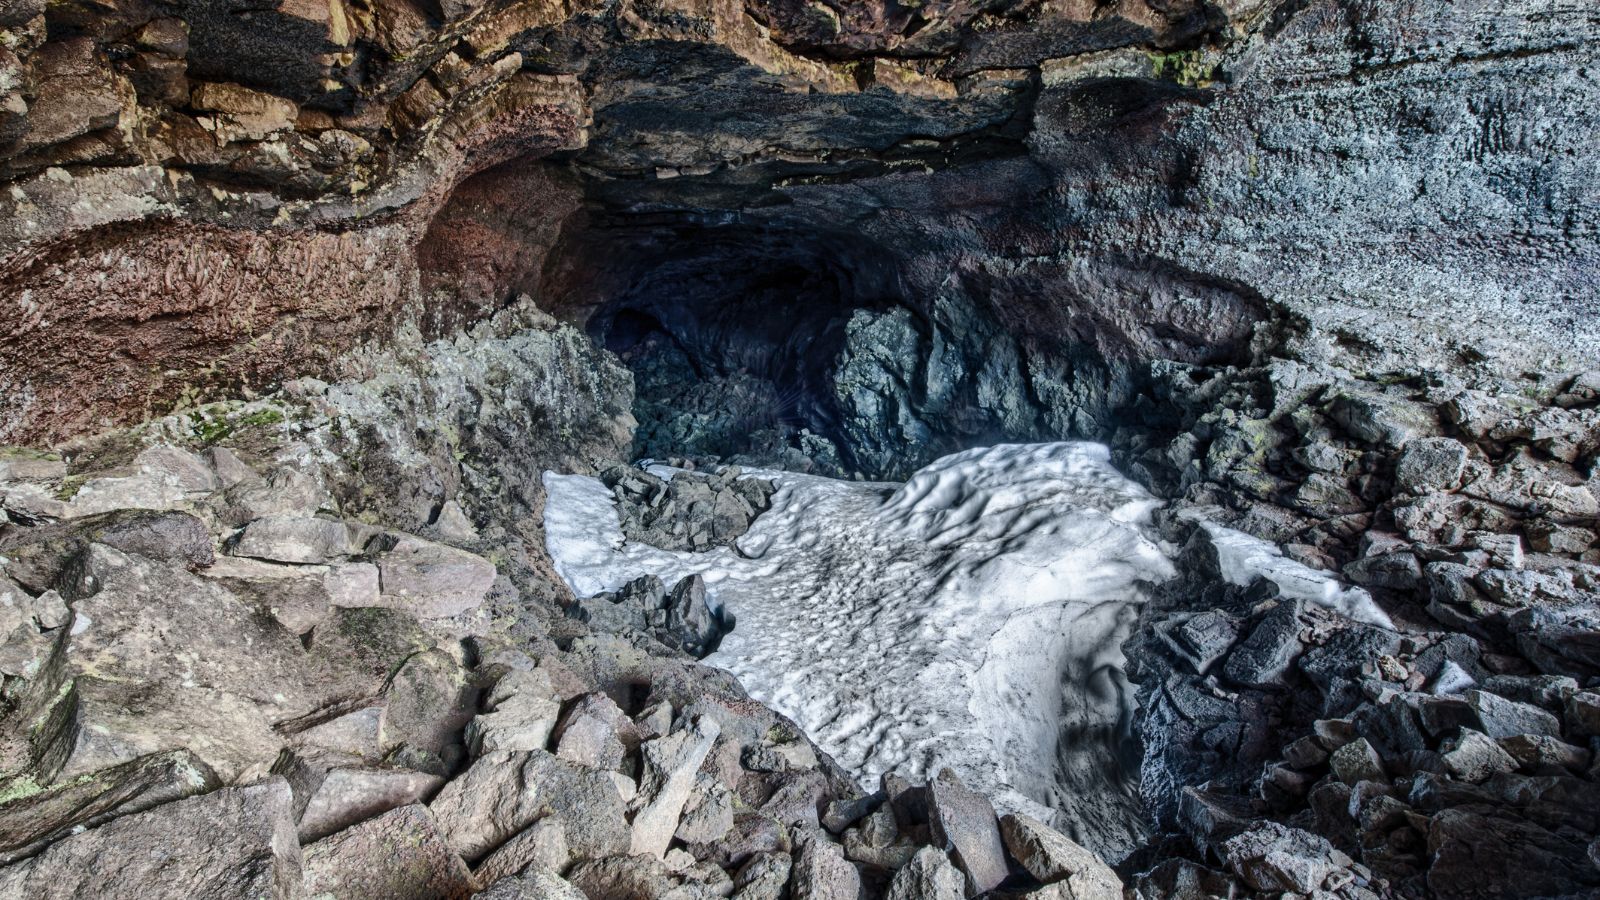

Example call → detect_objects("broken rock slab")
474 817 570 886
927 767 1008 895
885 846 965 900
791 833 863 900
0 778 301 899
999 812 1123 900
279 752 445 843
630 715 721 858
0 749 218 865
302 803 475 900
430 749 630 862
373 533 498 618
467 668 562 756
477 869 587 899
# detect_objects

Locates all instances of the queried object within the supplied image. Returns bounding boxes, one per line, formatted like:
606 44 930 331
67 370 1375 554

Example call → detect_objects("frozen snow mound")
542 442 1390 860
1192 519 1395 630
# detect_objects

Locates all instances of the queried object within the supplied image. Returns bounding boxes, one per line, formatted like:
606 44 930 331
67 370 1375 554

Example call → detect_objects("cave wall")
0 0 1595 446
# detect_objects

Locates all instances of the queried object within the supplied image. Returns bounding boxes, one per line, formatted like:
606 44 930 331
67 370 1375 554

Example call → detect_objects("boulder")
477 869 587 899
302 803 475 899
280 755 445 842
27 544 358 782
1221 598 1305 689
885 846 965 900
373 534 497 618
1466 689 1561 739
0 779 301 898
230 515 353 564
0 749 218 865
553 691 629 769
1328 737 1386 786
676 774 735 844
430 749 629 862
842 802 916 869
926 768 1008 895
1440 728 1518 783
731 851 792 900
630 716 721 858
468 669 561 756
1394 437 1470 494
791 834 862 900
474 817 570 886
1220 821 1354 894
999 812 1122 900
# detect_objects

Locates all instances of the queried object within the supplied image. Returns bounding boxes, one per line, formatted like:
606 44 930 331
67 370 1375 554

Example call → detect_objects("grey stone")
1440 728 1518 783
231 514 353 564
0 778 301 899
284 757 445 843
301 803 475 900
676 774 735 844
554 691 629 770
1221 599 1304 689
373 533 497 618
791 834 862 900
999 812 1122 900
926 768 1008 895
841 802 915 869
1393 437 1470 494
474 817 571 886
429 749 629 862
1499 734 1590 772
1329 737 1386 786
0 749 218 866
478 869 587 900
467 669 562 756
1466 689 1561 739
732 851 791 900
630 716 720 858
1220 821 1353 895
885 846 965 900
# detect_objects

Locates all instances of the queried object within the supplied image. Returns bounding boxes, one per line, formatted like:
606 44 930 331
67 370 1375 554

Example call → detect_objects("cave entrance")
577 223 926 478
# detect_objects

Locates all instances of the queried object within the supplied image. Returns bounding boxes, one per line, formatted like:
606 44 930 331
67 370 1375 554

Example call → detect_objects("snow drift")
543 442 1386 859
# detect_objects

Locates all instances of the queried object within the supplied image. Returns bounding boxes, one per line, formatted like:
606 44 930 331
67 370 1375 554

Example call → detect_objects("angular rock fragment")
1221 599 1304 689
630 715 721 858
477 869 587 899
467 669 561 756
0 749 218 865
926 767 1008 895
885 846 965 900
0 779 301 898
430 749 629 862
303 803 475 899
474 817 570 886
999 812 1122 900
1466 689 1560 739
732 851 792 900
281 754 445 843
553 691 630 769
231 515 354 564
372 533 498 618
1220 821 1354 894
791 833 862 900
1439 728 1517 782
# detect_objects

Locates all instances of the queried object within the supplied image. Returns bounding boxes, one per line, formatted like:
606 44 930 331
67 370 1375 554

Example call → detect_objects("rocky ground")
0 300 1596 897
0 0 1596 895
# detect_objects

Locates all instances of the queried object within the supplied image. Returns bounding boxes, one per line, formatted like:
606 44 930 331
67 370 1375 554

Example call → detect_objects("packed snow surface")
543 442 1387 857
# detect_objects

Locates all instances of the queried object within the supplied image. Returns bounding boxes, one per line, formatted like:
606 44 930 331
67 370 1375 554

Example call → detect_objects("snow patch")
543 442 1391 859
1194 520 1394 629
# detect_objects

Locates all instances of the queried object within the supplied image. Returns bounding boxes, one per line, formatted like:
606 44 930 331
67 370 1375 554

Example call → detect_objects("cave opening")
571 220 945 478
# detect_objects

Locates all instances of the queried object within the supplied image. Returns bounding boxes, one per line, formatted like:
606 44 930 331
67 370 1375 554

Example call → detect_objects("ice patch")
543 442 1390 859
1194 520 1394 629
